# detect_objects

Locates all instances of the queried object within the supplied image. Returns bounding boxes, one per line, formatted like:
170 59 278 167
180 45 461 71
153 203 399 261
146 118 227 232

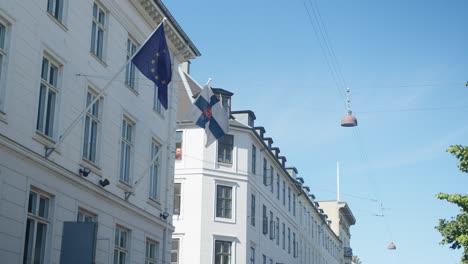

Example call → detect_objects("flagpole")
45 18 168 157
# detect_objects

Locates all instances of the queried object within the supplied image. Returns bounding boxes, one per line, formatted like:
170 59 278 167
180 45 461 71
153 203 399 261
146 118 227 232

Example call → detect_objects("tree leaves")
447 145 468 173
436 146 468 263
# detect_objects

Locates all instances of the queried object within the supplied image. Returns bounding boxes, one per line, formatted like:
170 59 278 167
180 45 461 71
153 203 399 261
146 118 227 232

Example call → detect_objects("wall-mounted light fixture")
79 167 91 177
99 179 110 187
160 212 170 220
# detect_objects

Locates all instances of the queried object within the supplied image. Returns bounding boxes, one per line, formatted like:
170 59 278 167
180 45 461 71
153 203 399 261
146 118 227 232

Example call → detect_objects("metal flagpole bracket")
124 191 133 201
44 146 55 158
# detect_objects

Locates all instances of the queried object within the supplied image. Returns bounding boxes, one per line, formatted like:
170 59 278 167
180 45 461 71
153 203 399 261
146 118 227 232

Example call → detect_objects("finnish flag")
188 85 229 146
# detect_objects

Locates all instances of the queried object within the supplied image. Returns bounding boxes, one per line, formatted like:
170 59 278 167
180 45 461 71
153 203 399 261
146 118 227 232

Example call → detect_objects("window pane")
83 116 90 159
97 29 103 58
90 121 98 162
45 90 56 137
38 196 49 218
0 23 4 49
34 222 47 264
28 192 37 214
91 22 96 53
23 218 35 264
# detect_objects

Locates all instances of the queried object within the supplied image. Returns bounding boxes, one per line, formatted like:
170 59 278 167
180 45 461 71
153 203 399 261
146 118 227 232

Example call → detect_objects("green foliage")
447 145 468 173
436 146 468 263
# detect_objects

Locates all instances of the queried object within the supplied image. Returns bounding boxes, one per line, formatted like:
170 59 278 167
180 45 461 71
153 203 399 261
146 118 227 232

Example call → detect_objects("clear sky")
164 0 468 263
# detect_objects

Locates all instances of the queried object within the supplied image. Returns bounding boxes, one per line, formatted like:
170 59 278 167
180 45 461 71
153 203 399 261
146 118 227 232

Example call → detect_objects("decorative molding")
130 0 200 62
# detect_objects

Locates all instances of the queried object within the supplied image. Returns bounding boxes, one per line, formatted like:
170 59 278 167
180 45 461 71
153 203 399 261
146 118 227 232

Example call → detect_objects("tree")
436 145 468 263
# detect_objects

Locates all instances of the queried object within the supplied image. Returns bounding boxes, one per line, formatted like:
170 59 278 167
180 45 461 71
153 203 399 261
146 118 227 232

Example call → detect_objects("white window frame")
125 37 137 91
47 0 64 23
114 225 130 264
212 236 236 264
153 84 165 116
23 188 52 264
90 2 106 61
171 238 180 264
77 207 96 222
149 139 161 201
249 246 255 264
145 238 159 264
119 117 134 184
250 193 255 227
173 182 182 216
251 145 256 174
217 134 233 165
82 88 102 165
214 181 236 223
36 54 61 139
175 131 182 160
0 16 11 114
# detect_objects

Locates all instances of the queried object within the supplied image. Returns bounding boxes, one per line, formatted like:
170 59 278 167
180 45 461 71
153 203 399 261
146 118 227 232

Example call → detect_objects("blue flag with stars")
132 23 172 109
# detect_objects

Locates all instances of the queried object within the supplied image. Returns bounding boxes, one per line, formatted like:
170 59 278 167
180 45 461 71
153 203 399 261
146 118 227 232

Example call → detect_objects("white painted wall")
0 0 195 263
174 121 346 264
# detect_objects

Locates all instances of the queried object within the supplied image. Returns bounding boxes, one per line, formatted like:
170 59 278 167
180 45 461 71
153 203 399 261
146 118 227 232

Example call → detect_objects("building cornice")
0 133 173 231
130 0 201 61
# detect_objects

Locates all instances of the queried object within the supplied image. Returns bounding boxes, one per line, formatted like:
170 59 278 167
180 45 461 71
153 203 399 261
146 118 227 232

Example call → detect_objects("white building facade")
173 75 352 264
0 0 199 263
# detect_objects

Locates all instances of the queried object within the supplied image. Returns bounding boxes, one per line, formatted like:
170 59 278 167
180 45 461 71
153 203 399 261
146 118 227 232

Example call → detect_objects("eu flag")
132 23 172 109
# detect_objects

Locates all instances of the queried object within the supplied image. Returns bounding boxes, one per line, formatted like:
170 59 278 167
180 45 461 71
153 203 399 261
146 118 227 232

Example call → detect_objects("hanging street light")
341 88 358 127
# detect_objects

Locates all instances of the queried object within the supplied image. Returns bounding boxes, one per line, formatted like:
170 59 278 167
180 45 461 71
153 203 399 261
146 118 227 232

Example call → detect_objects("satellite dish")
387 242 396 250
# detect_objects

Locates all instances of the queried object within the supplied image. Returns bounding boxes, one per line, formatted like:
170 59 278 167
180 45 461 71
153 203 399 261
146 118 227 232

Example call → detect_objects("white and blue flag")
188 85 229 146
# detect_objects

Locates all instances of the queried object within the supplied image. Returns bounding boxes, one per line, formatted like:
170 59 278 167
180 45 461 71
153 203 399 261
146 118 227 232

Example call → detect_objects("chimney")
231 110 256 127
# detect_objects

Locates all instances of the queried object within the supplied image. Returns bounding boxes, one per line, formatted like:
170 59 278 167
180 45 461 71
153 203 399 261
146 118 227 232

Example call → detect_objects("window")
293 193 296 216
145 239 159 264
114 226 129 264
275 217 280 246
288 187 291 212
249 247 255 264
250 194 255 226
262 205 268 235
149 140 160 200
171 239 179 264
216 185 232 218
293 233 297 257
175 131 182 160
251 145 256 174
276 174 280 200
269 211 275 240
153 85 164 115
0 21 8 111
262 159 267 186
125 38 137 90
119 118 134 184
23 189 51 264
262 254 266 264
282 181 285 206
269 166 274 193
214 240 231 264
173 183 181 215
82 90 101 164
90 2 105 60
47 0 64 22
217 134 233 164
288 227 291 254
36 56 59 138
77 208 96 222
282 223 285 250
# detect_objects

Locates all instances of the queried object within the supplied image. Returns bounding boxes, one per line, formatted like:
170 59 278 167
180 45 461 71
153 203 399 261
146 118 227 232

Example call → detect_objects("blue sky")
165 0 468 263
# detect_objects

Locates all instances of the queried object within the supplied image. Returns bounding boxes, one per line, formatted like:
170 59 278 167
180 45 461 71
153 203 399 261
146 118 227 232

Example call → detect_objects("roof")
154 0 201 57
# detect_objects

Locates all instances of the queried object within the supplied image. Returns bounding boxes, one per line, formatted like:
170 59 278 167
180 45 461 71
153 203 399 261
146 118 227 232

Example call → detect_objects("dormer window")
212 88 233 116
